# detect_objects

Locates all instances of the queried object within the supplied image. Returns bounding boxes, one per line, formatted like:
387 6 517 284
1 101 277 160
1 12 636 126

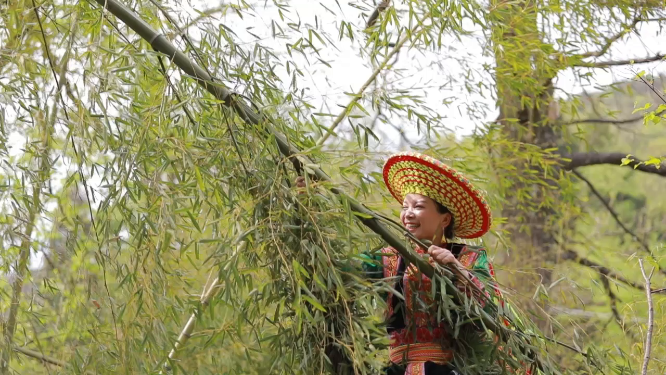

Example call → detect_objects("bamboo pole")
91 1 551 371
167 277 221 360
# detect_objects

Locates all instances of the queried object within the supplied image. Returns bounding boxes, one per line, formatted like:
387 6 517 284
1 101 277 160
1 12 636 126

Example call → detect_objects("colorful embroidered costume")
363 152 503 375
362 242 500 374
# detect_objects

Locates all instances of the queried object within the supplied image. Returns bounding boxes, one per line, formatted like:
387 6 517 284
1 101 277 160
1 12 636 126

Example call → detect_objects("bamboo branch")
638 259 654 375
316 23 418 146
0 6 36 73
12 346 67 368
91 0 435 278
182 5 228 30
1 184 40 374
365 0 390 28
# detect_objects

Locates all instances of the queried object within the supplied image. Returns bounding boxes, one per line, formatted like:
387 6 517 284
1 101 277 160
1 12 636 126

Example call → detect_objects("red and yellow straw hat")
383 152 492 239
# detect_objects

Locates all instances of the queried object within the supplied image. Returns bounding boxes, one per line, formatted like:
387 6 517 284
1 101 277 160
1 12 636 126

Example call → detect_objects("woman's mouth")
405 223 419 232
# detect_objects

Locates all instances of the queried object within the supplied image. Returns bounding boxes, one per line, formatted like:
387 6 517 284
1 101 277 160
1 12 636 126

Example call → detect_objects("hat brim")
382 152 492 239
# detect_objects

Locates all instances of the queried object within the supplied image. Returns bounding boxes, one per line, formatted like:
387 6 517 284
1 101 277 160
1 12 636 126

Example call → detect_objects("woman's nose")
404 208 415 218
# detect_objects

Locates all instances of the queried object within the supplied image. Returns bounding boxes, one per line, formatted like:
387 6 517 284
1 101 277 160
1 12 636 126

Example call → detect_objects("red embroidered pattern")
390 327 447 346
404 361 426 375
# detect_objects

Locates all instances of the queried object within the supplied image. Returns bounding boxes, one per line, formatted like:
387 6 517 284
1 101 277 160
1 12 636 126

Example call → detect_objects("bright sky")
170 0 666 149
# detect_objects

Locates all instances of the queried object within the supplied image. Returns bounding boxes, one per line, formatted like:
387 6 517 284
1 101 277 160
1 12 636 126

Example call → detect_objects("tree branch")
638 259 655 375
577 17 642 59
574 53 666 68
563 105 666 126
562 152 666 177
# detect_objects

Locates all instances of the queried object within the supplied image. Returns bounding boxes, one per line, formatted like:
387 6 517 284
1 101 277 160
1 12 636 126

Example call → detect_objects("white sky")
168 0 666 147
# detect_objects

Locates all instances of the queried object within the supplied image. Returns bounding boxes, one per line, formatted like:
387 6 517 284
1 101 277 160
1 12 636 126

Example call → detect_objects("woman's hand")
428 245 464 268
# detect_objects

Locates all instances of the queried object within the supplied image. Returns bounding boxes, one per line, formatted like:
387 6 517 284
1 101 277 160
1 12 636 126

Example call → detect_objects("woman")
362 152 501 375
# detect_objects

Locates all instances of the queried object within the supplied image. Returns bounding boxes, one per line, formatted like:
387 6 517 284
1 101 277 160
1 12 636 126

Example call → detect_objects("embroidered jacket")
361 243 500 369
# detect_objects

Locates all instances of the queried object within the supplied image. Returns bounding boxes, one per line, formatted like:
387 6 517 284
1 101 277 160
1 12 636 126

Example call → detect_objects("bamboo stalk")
91 1 552 371
638 259 654 375
167 277 221 360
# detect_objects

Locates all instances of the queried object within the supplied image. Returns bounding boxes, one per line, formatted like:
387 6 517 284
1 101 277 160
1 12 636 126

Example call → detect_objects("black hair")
435 201 455 240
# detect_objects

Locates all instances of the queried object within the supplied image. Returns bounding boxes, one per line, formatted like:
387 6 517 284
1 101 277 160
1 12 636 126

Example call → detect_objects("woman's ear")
441 213 452 229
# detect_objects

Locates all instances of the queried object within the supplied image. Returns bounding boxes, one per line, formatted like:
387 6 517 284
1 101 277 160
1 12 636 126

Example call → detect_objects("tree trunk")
489 0 564 332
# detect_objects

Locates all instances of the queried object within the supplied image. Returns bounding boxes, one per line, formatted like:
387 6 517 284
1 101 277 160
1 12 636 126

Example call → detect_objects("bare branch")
574 53 666 68
577 17 642 59
562 249 658 292
636 73 666 106
572 170 656 256
562 152 666 177
638 259 655 375
600 275 640 341
366 0 390 28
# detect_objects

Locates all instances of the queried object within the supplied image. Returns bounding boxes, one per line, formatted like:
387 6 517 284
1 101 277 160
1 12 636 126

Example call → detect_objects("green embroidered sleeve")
359 251 384 280
464 249 498 316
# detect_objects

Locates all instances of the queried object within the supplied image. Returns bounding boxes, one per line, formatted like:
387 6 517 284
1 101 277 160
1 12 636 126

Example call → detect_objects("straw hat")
382 152 492 239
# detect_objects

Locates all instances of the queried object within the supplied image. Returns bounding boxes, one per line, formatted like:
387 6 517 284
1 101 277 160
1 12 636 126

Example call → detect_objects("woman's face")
400 193 451 241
